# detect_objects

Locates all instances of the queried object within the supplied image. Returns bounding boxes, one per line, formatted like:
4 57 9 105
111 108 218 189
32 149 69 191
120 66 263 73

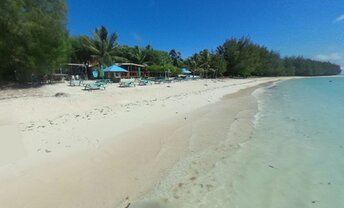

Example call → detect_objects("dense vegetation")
0 0 70 82
0 1 341 83
213 37 341 77
69 33 342 78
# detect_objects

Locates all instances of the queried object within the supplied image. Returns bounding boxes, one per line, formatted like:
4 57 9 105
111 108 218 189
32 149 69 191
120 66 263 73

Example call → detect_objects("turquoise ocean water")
142 77 344 208
223 76 344 207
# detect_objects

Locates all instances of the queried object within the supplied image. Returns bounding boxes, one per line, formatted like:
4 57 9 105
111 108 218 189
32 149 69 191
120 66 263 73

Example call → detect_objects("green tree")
81 26 119 67
169 49 183 67
0 0 70 82
185 53 202 76
145 49 172 66
69 36 93 64
218 37 263 77
283 57 341 76
0 0 23 80
147 63 178 77
185 49 226 78
129 46 149 64
210 54 227 77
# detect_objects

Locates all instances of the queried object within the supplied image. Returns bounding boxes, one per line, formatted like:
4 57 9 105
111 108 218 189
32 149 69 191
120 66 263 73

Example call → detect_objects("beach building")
54 63 88 81
103 65 128 82
117 63 149 78
71 59 149 79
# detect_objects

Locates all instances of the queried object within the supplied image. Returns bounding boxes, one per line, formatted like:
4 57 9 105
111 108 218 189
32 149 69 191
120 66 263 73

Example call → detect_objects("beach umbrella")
104 65 128 73
181 68 192 74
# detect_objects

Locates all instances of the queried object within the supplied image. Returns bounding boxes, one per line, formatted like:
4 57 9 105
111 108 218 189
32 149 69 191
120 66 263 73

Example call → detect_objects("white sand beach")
0 78 288 208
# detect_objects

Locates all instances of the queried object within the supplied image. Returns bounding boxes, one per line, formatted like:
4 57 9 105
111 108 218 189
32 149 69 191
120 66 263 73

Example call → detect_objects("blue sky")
68 0 344 66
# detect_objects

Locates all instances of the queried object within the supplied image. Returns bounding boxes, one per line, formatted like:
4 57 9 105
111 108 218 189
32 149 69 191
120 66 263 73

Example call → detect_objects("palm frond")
81 26 123 65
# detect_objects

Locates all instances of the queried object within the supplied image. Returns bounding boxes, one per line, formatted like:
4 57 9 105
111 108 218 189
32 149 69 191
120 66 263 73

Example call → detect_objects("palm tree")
81 26 119 67
185 49 218 78
129 46 149 64
169 49 182 66
198 49 213 78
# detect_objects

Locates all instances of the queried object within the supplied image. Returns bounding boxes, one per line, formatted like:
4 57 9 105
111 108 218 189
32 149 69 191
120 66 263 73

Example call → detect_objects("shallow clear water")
221 77 344 207
141 77 344 208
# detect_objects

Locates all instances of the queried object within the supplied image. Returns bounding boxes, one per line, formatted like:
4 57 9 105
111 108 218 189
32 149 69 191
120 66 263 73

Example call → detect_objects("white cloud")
315 53 341 61
314 53 344 66
334 14 344 22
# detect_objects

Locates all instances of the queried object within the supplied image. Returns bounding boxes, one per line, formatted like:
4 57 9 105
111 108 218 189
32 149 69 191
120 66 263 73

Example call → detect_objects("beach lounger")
119 80 136 87
84 83 106 90
77 79 85 86
138 79 152 86
96 79 112 85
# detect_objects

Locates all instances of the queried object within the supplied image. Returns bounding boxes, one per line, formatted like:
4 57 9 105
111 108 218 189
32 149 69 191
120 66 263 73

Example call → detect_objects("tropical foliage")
147 64 179 76
69 36 92 64
0 0 70 82
185 49 226 78
80 26 120 67
169 49 183 67
185 37 341 77
0 0 341 83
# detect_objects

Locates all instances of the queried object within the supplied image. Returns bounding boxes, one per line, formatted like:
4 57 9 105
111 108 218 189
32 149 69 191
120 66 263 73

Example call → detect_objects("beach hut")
58 63 88 80
117 63 148 78
104 65 128 82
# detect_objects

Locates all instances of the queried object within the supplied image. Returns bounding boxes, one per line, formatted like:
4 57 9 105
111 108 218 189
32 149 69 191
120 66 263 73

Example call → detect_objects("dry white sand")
0 77 289 208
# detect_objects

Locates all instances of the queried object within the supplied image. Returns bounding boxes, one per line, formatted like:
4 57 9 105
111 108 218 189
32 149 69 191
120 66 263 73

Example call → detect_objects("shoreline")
131 81 278 208
0 78 291 208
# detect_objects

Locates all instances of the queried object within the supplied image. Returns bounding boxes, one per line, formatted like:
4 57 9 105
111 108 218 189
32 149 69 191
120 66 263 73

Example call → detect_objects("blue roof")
181 68 192 74
104 65 128 73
